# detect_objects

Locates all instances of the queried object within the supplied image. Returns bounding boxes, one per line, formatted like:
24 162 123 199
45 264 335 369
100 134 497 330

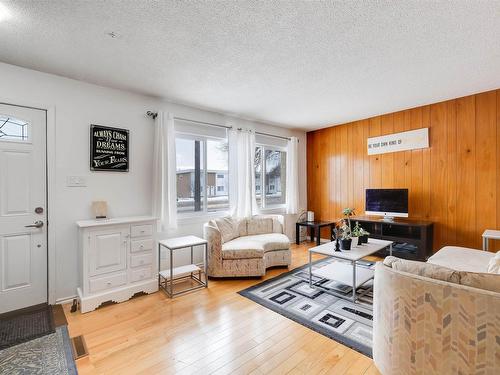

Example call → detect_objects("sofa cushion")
252 215 283 233
237 218 248 237
221 233 290 260
487 251 500 274
383 256 461 283
459 271 500 293
222 238 264 259
247 217 273 235
214 216 238 243
384 256 500 293
427 246 494 273
244 233 290 252
271 217 283 234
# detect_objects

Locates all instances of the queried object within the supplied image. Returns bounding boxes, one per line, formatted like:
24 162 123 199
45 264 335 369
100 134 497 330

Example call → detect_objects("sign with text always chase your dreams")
367 128 429 155
90 124 129 171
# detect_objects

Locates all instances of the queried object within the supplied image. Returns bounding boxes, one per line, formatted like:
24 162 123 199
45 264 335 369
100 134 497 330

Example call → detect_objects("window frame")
255 143 287 210
175 132 230 217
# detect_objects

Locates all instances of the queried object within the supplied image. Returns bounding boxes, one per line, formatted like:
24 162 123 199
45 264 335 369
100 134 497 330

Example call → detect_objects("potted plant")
351 221 362 247
342 207 356 232
359 227 370 244
339 220 352 250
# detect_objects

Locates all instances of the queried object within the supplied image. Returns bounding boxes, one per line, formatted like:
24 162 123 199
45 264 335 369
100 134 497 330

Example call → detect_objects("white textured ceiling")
1 1 499 130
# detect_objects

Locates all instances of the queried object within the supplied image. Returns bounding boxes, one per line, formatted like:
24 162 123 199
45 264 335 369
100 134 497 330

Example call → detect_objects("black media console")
352 216 434 261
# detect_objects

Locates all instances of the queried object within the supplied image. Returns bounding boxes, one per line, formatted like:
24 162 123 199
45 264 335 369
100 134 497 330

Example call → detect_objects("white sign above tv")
367 127 429 155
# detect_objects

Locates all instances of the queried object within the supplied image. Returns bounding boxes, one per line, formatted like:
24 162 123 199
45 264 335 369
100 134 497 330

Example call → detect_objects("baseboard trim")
55 295 78 305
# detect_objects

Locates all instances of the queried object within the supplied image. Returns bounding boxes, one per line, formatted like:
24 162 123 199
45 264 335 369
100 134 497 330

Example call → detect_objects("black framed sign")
90 124 129 172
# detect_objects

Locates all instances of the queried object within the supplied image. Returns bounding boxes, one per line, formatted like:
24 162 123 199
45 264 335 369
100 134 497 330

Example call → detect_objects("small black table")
296 220 336 246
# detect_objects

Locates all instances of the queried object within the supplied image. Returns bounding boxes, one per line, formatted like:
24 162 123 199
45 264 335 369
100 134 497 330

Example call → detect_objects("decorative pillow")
214 217 238 244
459 271 500 293
247 218 273 235
237 218 248 237
487 251 500 274
271 217 283 234
383 256 461 283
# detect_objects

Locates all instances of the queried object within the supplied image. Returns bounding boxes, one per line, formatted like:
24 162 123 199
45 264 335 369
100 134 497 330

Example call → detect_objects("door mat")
0 304 55 350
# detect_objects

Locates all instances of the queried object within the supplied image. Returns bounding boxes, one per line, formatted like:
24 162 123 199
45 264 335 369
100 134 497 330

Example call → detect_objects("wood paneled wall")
307 89 500 251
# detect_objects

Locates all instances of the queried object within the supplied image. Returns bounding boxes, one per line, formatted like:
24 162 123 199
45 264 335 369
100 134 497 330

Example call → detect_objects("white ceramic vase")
351 236 359 247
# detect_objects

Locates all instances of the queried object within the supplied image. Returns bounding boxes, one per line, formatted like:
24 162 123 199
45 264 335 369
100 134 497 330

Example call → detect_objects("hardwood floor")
64 243 381 375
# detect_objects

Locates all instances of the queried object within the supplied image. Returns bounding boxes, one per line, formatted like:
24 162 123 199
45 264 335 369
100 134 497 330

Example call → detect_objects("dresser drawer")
131 253 153 268
130 267 152 283
131 224 153 238
131 239 153 253
89 272 127 293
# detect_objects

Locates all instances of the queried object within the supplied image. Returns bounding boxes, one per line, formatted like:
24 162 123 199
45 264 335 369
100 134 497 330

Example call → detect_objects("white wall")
0 61 307 302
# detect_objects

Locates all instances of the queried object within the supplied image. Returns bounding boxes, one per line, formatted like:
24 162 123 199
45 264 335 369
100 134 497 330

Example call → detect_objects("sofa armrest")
373 262 500 375
203 222 223 273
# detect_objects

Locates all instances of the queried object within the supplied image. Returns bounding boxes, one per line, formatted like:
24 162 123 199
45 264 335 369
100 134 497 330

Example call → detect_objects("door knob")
25 220 44 228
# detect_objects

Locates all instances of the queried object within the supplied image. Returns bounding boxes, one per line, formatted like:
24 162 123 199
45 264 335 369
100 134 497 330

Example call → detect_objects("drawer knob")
140 230 145 233
107 281 112 285
140 245 144 249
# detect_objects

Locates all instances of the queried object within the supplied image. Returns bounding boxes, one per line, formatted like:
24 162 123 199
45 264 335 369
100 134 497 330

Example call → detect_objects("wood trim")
307 89 500 251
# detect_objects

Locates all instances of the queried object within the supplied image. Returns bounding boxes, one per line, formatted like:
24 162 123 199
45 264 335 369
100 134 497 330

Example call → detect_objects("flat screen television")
365 188 408 220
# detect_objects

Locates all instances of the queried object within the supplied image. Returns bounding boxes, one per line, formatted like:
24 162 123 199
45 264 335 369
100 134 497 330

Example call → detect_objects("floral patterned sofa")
203 215 291 277
374 246 500 375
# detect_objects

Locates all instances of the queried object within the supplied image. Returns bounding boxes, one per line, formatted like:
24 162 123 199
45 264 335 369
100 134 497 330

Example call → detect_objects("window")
176 134 229 214
0 115 30 142
254 146 286 208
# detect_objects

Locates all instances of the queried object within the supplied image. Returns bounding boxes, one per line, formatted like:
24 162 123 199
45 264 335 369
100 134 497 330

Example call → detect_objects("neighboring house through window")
175 120 229 215
255 144 287 209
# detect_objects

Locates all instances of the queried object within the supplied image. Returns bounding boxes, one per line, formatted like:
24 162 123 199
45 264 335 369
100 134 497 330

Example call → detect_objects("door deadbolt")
35 207 44 214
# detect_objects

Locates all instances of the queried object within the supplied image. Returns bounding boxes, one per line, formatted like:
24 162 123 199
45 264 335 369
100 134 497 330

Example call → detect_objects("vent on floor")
71 335 89 360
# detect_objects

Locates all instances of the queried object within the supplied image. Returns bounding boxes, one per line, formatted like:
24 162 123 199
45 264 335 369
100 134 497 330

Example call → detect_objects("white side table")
482 230 500 251
158 235 208 297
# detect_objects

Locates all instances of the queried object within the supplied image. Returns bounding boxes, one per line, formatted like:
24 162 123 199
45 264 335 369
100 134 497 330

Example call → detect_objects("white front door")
0 104 47 314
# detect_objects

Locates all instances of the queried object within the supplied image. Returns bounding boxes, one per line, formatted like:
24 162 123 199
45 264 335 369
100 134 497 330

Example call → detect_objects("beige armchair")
373 260 500 375
203 215 291 277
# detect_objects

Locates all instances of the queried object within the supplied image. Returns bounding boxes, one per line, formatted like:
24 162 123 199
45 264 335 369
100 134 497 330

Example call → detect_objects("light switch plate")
67 176 87 187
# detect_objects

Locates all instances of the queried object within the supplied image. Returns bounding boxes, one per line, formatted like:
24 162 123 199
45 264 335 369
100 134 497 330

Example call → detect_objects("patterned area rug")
0 305 55 350
239 258 375 357
0 326 77 374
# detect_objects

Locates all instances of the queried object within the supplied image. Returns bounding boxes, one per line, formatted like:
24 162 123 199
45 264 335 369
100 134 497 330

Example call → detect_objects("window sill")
176 211 230 225
175 206 288 225
258 206 286 215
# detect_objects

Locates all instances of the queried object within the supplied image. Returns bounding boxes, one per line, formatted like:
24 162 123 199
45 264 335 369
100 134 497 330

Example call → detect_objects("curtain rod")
146 111 294 142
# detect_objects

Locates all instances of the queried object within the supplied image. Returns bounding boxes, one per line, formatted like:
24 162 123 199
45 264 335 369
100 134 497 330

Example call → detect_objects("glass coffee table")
308 238 393 303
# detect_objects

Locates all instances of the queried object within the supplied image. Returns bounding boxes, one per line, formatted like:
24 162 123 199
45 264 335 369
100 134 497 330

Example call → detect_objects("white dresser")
76 216 158 313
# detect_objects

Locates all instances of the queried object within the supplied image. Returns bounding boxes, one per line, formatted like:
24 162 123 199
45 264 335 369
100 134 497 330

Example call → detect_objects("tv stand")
352 216 434 261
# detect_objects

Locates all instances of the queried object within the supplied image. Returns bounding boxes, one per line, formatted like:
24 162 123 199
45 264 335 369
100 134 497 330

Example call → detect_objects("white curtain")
286 136 299 214
152 112 177 230
228 128 258 218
